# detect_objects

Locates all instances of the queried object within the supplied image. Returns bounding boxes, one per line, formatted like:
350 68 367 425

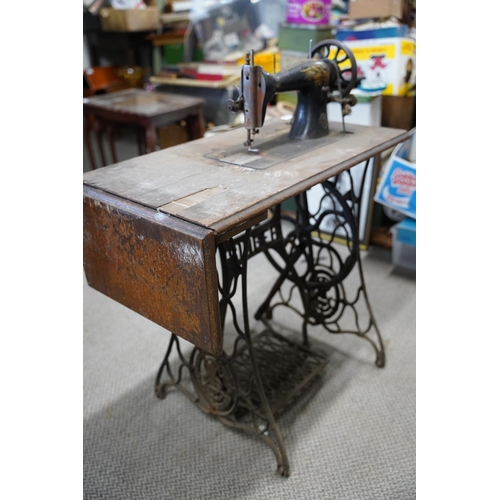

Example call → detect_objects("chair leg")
84 115 97 171
145 125 158 154
186 112 205 140
96 118 108 166
108 124 118 164
137 127 146 155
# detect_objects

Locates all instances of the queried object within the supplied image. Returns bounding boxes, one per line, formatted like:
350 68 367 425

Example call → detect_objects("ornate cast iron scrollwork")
249 160 385 367
191 350 237 416
155 159 385 477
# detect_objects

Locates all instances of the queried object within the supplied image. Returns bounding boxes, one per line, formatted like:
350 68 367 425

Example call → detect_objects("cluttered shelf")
83 0 416 260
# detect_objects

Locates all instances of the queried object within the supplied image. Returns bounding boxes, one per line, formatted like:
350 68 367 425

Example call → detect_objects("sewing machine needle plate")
204 126 348 170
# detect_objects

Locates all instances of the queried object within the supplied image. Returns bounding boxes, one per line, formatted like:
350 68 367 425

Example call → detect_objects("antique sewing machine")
228 40 359 151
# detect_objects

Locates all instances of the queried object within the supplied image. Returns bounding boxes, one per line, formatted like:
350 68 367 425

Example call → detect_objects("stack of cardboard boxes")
336 0 416 263
337 0 416 130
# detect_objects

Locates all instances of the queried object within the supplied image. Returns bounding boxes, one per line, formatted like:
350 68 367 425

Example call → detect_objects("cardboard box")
348 0 405 20
382 95 415 130
99 7 159 32
335 24 409 41
374 132 416 219
340 36 415 96
159 123 189 149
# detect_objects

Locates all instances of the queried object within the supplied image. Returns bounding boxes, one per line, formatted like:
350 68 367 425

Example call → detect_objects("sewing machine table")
83 119 411 476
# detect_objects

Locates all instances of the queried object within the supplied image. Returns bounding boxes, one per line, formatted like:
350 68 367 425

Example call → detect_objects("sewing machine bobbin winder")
227 39 359 152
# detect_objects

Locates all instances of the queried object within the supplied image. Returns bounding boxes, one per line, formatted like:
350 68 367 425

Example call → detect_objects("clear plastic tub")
390 217 416 271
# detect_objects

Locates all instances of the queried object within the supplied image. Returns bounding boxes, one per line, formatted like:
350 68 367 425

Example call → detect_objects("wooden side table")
83 88 205 169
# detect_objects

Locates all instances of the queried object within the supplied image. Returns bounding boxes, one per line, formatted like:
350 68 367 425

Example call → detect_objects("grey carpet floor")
83 240 416 499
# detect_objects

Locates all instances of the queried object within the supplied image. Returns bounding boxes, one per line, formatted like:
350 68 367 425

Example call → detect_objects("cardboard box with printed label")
338 36 415 96
374 132 416 219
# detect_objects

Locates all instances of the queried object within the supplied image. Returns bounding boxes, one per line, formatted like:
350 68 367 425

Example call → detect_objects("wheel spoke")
310 39 357 97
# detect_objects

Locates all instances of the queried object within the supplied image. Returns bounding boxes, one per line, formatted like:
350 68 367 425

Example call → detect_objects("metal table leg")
253 160 385 367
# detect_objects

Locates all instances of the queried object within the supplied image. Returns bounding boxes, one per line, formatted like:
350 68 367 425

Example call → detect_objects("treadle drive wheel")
311 39 358 97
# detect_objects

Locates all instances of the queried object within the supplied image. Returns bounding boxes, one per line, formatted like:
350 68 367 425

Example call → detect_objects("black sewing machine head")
228 40 358 152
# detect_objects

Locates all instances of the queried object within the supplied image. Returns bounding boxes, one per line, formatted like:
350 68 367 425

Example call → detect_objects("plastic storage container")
390 217 416 271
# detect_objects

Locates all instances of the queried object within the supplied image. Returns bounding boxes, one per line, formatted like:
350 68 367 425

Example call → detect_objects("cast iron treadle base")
156 328 327 477
191 329 328 419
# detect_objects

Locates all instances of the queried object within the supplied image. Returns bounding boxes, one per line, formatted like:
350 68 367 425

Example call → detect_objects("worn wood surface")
83 88 205 118
83 186 222 355
83 119 411 240
83 88 206 165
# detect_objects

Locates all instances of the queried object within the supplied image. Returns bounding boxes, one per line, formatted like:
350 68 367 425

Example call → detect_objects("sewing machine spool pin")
228 40 358 151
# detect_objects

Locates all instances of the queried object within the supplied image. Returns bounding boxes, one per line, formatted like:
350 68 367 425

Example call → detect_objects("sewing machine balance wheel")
310 39 358 97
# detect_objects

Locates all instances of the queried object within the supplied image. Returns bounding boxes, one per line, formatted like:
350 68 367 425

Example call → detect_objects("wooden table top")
83 118 411 241
83 88 205 118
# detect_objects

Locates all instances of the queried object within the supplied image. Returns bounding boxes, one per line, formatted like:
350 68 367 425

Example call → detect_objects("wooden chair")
84 66 129 96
